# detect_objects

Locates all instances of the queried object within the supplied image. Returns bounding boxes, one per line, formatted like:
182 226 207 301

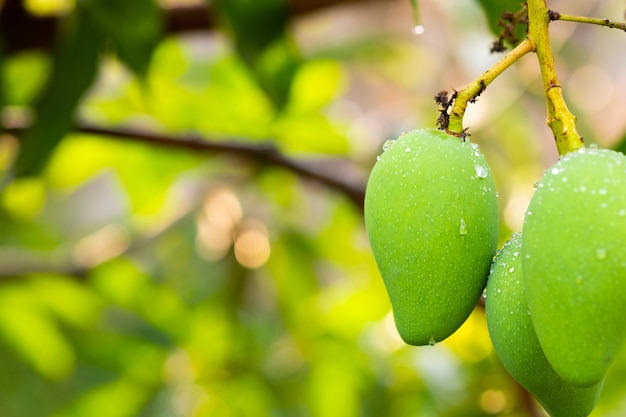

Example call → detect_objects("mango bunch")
365 130 626 416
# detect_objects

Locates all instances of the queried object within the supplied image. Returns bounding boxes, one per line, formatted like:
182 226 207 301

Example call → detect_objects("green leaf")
474 0 527 45
214 0 300 108
80 0 162 77
14 9 101 177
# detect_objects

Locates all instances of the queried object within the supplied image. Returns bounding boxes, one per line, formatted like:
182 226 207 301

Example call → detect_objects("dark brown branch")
4 122 367 210
0 0 371 55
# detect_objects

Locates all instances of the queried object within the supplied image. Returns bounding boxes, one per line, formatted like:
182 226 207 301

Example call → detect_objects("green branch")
548 10 626 32
447 38 535 135
527 0 583 156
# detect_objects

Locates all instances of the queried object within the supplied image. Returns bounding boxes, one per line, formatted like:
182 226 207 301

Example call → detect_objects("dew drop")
496 288 502 294
459 218 468 235
405 146 411 153
551 167 560 175
428 336 436 346
619 209 626 216
474 164 489 179
513 251 519 257
508 266 515 273
580 185 587 192
596 248 607 260
376 155 382 161
382 139 395 151
599 188 608 195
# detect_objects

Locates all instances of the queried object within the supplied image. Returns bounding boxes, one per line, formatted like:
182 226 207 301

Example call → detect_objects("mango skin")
486 233 603 417
522 147 626 387
364 129 498 345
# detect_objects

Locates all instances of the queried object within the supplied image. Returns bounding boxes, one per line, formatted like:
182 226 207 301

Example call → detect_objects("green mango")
486 233 603 417
364 129 498 345
522 146 626 387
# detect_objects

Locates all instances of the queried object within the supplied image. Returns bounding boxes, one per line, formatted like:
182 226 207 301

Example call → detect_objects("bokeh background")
1 0 626 416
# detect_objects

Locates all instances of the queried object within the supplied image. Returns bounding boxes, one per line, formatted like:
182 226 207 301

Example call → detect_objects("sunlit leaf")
288 60 345 113
29 274 104 328
1 176 46 221
0 285 75 380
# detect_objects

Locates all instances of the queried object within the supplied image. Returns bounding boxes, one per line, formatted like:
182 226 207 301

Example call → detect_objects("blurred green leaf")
80 0 162 77
2 51 50 106
474 0 527 45
0 284 75 380
214 0 300 108
29 274 104 328
51 377 152 417
14 9 101 177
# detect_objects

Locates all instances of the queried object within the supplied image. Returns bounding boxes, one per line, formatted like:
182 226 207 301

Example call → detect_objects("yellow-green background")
1 0 626 416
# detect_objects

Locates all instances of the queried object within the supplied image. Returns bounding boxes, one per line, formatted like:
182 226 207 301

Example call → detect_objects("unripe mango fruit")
486 233 603 417
364 129 498 345
522 146 626 387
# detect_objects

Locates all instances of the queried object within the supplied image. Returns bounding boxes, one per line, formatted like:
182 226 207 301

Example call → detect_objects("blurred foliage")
0 0 625 416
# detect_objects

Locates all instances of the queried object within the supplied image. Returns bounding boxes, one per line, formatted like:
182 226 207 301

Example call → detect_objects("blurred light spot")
163 349 195 385
171 385 231 417
25 0 74 16
443 308 492 362
264 336 305 378
413 25 425 35
480 389 507 414
504 190 533 231
567 65 614 113
73 224 131 268
1 106 34 128
361 311 405 352
234 219 271 269
414 347 466 404
383 311 405 349
196 188 242 260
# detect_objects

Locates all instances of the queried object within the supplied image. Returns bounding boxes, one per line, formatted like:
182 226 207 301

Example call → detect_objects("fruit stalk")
527 0 583 156
447 38 534 135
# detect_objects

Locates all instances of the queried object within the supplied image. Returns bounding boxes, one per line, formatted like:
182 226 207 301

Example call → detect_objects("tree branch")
3 122 367 210
548 10 626 32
